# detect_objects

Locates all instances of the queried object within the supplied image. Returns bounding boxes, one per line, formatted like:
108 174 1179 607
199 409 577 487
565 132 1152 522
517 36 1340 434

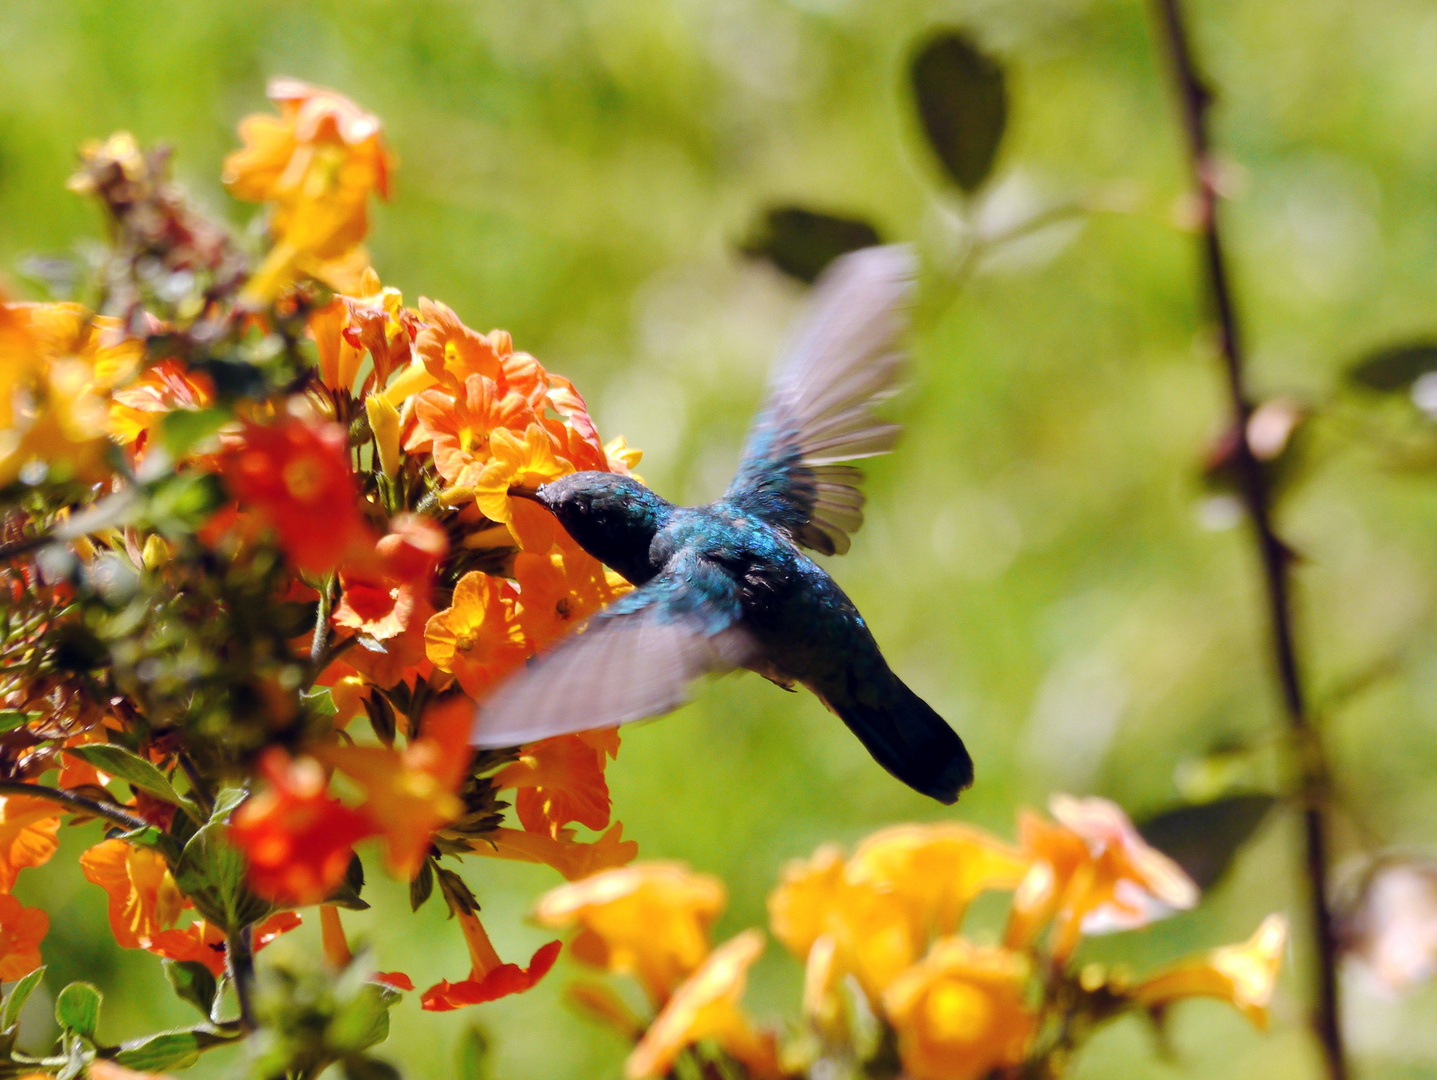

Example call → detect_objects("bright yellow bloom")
847 822 1031 936
0 795 63 892
472 423 572 531
768 844 922 1001
424 571 528 700
1007 795 1198 961
534 861 726 1007
80 839 187 949
224 79 396 301
1133 914 1288 1028
882 938 1036 1080
472 822 638 882
626 930 780 1080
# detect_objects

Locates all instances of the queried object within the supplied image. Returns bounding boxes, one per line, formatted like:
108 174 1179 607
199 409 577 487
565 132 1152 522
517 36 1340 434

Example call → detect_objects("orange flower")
626 930 779 1080
1006 795 1198 961
318 695 475 879
334 514 448 642
149 913 303 978
424 571 528 700
513 541 626 652
0 795 63 892
473 822 638 882
407 375 536 488
847 822 1031 936
882 938 1036 1080
1133 914 1287 1028
421 909 561 1010
319 905 413 989
221 417 376 574
80 839 187 948
224 79 395 300
0 892 48 980
414 300 507 389
230 749 377 906
108 358 214 454
494 733 612 839
768 844 922 1002
534 861 725 1008
309 297 366 394
472 424 572 530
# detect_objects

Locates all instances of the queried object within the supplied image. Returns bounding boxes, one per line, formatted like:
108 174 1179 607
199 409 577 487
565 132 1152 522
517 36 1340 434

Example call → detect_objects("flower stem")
226 925 257 1031
0 779 153 833
1147 3 1347 1078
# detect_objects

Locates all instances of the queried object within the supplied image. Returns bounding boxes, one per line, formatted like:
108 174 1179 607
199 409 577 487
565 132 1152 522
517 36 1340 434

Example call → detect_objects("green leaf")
164 960 219 1019
329 984 399 1055
173 822 271 931
409 859 434 912
1138 794 1278 891
911 31 1007 193
457 1027 491 1080
66 743 187 808
0 710 38 733
1347 340 1437 392
148 472 227 534
111 824 183 864
160 407 231 457
328 854 370 911
2 966 46 1031
55 982 102 1039
303 686 339 717
210 786 248 821
741 207 883 284
110 1026 238 1071
343 1056 403 1080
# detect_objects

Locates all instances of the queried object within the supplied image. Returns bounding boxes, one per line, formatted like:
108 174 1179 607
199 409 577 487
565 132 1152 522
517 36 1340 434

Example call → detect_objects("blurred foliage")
5 0 1437 1078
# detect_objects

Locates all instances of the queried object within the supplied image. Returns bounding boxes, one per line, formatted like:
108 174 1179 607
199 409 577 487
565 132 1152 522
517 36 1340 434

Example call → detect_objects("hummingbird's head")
518 472 673 584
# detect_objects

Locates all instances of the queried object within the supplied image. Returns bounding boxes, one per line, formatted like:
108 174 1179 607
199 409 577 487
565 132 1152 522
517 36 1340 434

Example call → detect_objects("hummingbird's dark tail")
819 671 974 804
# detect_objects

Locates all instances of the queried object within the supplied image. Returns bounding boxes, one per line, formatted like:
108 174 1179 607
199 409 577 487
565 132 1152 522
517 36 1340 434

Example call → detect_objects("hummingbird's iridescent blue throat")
472 246 973 804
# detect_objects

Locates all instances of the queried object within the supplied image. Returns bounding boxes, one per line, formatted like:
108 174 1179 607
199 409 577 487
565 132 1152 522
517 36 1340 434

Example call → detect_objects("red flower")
421 909 561 1010
221 417 375 573
231 749 377 906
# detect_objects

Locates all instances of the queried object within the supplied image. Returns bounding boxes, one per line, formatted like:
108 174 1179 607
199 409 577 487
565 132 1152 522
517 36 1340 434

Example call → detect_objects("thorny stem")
226 925 258 1031
1147 3 1348 1078
0 778 154 833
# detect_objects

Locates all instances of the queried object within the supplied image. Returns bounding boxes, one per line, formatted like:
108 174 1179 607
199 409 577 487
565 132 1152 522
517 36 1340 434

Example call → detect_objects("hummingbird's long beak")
509 485 543 503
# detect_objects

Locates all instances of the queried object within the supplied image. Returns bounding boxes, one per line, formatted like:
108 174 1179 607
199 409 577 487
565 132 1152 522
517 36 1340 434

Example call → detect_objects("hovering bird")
472 246 973 803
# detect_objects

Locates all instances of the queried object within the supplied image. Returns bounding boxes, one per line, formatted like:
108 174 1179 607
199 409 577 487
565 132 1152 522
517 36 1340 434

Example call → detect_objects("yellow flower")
625 930 780 1080
1133 914 1288 1028
847 822 1031 936
472 424 572 532
1006 795 1198 961
423 571 528 700
471 822 638 882
534 861 726 1007
768 844 922 1002
882 938 1036 1080
224 79 396 301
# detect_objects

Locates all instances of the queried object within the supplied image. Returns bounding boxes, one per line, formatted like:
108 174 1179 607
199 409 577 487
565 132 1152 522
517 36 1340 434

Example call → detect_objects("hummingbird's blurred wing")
725 245 916 556
471 550 757 748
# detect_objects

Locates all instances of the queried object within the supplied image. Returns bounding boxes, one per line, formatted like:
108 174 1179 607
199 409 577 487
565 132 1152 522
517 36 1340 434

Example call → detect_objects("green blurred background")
5 0 1437 1076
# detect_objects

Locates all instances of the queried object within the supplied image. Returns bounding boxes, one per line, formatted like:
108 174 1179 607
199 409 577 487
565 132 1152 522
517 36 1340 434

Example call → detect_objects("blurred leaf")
343 1056 403 1080
329 854 370 911
160 407 230 457
328 984 400 1055
1347 340 1437 392
164 960 219 1019
210 786 248 820
409 858 434 912
55 982 101 1039
173 822 271 930
2 967 45 1032
742 207 882 284
67 743 187 809
111 1030 204 1071
148 472 227 535
1138 794 1277 891
303 687 338 717
910 31 1007 193
435 867 479 916
457 1027 491 1080
0 710 39 733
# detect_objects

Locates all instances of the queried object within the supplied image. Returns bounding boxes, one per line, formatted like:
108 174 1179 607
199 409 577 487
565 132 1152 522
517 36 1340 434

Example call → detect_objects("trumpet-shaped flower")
625 930 780 1080
0 892 48 980
1133 914 1288 1028
882 938 1036 1080
334 514 447 643
407 375 535 488
108 358 214 454
148 913 302 978
494 733 612 839
80 839 187 949
513 540 626 652
231 749 377 906
424 571 527 700
847 822 1031 936
473 823 638 882
414 299 508 389
534 861 726 1007
0 795 63 892
421 909 561 1010
1007 795 1198 961
472 424 572 530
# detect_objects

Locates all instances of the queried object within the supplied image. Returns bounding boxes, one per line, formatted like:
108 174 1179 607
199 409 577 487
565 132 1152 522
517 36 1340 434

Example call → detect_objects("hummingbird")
472 246 973 803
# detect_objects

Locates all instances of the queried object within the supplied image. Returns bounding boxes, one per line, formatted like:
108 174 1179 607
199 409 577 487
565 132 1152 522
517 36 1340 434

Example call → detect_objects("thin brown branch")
0 778 154 833
1147 3 1348 1078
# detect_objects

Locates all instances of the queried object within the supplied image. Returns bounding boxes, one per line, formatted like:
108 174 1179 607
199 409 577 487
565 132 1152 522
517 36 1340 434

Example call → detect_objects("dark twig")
1147 3 1348 1078
0 778 154 833
226 925 258 1031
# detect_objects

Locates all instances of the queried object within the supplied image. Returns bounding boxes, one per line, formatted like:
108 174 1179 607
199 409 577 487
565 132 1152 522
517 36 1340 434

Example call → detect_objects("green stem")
0 779 152 832
226 925 257 1032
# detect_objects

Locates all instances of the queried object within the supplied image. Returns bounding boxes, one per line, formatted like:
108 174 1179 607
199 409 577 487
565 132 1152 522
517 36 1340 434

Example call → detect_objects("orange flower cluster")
0 797 55 981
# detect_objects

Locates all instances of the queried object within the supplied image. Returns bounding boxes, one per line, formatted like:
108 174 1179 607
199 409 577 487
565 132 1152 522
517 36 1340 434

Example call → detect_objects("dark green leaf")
435 867 479 917
210 786 248 821
273 600 321 638
457 1027 491 1080
164 960 219 1019
409 859 434 912
343 1056 403 1080
365 693 397 746
0 710 39 733
302 687 338 717
1347 340 1437 392
66 743 187 808
911 31 1007 193
159 407 230 457
328 854 370 911
2 966 46 1031
742 207 882 284
173 822 271 931
148 473 227 534
110 1026 237 1071
1138 794 1278 891
55 982 101 1039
